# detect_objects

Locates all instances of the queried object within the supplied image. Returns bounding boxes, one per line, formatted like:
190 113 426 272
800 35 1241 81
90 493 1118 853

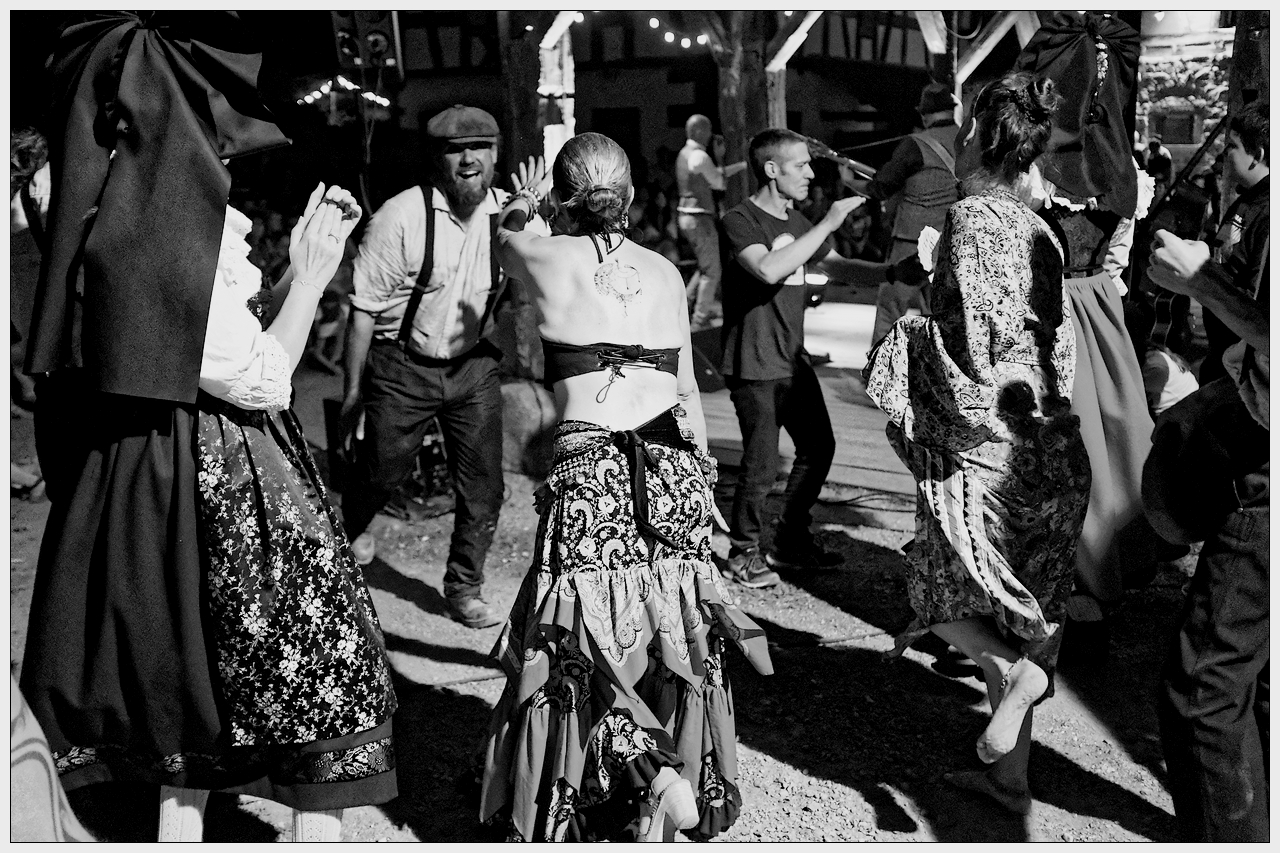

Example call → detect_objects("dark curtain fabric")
26 12 289 404
1014 11 1141 217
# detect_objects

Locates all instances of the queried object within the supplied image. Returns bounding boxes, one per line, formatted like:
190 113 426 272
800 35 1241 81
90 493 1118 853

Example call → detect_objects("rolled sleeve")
350 193 416 318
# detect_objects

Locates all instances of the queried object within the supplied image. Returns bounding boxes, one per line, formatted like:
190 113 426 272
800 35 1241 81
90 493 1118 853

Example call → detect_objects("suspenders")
397 186 502 349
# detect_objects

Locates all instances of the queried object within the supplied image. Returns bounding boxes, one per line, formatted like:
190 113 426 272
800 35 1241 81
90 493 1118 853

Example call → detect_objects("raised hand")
821 195 866 232
289 184 363 289
512 155 553 198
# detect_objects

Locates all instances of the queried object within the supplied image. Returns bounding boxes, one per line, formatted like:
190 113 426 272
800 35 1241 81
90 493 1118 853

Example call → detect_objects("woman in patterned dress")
479 134 773 841
19 15 396 842
864 72 1091 813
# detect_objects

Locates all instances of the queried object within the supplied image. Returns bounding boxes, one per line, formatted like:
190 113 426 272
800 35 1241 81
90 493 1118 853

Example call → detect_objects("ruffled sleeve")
198 207 294 411
864 199 1023 451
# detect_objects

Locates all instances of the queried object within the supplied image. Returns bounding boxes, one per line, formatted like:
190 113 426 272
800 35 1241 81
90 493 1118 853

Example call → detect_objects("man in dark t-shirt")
719 128 904 588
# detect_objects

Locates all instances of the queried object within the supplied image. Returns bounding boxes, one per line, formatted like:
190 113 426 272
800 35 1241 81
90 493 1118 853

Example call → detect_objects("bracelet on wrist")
511 187 542 212
295 276 325 293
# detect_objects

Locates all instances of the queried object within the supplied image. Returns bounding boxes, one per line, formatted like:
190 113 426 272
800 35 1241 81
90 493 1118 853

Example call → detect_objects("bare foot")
943 770 1032 815
977 657 1048 764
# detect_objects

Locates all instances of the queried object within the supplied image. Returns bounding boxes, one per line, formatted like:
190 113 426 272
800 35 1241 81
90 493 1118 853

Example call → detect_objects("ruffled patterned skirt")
480 406 773 841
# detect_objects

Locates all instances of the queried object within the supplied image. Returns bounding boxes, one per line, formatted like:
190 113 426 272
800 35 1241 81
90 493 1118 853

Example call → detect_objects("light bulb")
664 31 674 43
697 34 708 45
681 37 691 48
649 17 659 28
574 12 584 23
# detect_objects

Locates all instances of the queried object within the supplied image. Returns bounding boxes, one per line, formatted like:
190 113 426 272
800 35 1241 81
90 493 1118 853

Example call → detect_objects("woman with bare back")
479 133 772 842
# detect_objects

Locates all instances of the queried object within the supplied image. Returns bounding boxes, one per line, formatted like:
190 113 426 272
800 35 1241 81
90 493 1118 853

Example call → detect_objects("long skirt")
20 374 397 810
887 414 1092 688
480 407 773 841
1065 273 1160 604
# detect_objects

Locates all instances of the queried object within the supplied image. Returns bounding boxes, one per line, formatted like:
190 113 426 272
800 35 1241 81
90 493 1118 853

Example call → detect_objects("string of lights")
644 11 796 50
296 75 390 109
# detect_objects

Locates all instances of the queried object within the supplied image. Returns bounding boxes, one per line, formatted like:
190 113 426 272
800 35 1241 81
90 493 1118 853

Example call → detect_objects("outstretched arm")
1149 229 1269 355
737 196 866 285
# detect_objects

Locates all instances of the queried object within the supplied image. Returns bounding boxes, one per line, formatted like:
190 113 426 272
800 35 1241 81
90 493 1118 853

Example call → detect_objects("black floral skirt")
20 376 397 811
480 407 773 841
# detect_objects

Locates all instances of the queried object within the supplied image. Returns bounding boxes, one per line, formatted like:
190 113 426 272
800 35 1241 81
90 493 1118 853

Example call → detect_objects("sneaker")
723 550 781 589
766 538 843 571
448 596 502 629
351 532 376 566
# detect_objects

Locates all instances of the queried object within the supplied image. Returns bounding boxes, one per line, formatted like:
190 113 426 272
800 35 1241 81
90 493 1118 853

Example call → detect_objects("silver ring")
327 234 340 243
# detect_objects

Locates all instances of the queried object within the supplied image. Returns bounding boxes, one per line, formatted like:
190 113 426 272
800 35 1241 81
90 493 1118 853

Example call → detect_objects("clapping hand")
821 195 866 232
289 183 363 289
1147 228 1211 298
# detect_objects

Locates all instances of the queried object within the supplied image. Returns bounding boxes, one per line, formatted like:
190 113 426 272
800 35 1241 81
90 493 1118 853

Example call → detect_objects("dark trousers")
726 357 835 555
344 340 505 602
1158 467 1270 841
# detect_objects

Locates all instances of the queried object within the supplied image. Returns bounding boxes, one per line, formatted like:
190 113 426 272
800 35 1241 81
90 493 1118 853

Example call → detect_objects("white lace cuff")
222 333 293 411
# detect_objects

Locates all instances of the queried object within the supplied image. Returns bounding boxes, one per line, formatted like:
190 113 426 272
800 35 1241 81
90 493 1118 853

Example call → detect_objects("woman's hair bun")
1023 77 1060 124
584 185 622 216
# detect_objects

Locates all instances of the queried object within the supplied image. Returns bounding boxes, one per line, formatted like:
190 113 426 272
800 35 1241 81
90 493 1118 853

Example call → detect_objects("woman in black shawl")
19 13 396 841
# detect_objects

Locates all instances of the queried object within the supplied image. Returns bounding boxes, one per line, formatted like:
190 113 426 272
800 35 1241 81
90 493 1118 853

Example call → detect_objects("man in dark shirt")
1199 101 1269 384
719 128 898 587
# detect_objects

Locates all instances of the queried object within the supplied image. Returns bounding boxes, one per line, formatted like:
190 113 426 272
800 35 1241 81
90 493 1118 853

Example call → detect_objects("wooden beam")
1014 11 1040 48
914 11 947 55
766 10 823 71
540 11 577 51
956 11 1017 84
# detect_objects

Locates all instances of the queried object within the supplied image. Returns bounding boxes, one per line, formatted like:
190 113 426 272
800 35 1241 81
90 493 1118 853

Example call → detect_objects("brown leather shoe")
448 596 502 629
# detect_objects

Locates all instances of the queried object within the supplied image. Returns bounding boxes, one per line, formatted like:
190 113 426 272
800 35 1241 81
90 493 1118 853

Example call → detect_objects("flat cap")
425 104 499 143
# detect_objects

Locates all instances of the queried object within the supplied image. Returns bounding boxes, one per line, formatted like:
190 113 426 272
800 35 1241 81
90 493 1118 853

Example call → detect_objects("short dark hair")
748 128 808 186
1230 100 1269 161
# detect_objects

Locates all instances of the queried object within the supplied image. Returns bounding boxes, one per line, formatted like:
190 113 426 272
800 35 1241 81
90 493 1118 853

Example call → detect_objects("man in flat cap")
850 79 960 347
341 104 517 629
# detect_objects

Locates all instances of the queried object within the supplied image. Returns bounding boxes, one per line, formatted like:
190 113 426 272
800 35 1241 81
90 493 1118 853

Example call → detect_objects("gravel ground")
9 407 1191 842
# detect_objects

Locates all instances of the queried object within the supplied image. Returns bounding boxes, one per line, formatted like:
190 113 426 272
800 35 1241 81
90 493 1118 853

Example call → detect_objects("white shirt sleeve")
199 272 293 411
198 207 293 411
687 148 726 192
350 191 417 316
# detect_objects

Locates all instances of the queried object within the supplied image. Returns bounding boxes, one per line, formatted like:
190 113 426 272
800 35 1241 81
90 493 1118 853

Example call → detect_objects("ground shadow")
726 615 1178 842
383 631 501 671
361 556 452 619
65 783 279 842
375 673 501 842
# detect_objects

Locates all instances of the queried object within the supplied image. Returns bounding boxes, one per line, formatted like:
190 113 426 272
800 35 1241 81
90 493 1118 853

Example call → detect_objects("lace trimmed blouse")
198 206 292 411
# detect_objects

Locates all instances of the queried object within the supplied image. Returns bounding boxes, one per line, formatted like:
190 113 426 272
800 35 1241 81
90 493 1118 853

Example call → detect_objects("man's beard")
441 171 490 218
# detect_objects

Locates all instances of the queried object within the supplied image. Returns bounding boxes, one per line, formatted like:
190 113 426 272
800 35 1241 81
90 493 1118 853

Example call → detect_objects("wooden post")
695 11 749 206
765 11 825 131
1228 10 1270 115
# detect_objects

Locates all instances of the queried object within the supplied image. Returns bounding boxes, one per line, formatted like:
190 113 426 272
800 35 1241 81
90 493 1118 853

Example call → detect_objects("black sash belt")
608 409 696 552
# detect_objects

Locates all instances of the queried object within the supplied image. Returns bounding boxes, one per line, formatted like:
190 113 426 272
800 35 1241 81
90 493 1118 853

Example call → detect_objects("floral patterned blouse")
866 189 1077 451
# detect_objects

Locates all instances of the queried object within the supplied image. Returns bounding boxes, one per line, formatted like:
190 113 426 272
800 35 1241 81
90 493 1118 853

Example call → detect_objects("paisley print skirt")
887 414 1091 690
480 407 773 841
